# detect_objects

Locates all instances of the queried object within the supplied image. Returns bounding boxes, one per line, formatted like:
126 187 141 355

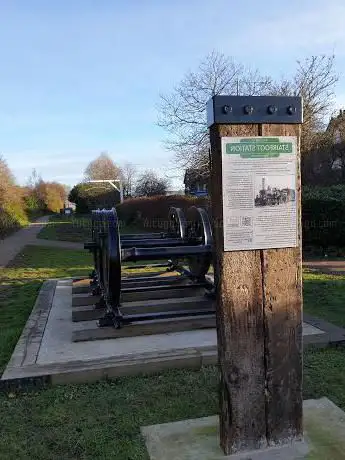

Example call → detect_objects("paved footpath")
303 259 345 276
0 216 83 268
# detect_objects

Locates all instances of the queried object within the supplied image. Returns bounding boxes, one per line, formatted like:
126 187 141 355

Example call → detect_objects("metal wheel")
168 207 187 239
185 206 213 280
100 208 122 325
94 209 106 293
90 209 100 278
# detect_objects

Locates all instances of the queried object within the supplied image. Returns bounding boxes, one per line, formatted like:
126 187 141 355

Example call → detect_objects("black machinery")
84 206 215 329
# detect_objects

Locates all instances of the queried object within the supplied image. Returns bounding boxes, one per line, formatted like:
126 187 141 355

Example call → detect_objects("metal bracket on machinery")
84 206 215 329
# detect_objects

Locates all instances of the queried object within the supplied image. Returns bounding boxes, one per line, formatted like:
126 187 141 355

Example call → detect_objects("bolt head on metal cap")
287 105 296 115
222 105 232 114
244 105 254 115
267 105 277 114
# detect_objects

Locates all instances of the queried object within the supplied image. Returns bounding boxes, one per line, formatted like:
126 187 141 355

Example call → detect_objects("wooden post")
207 96 303 455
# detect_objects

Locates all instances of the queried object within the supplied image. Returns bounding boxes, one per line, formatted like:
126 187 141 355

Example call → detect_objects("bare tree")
26 168 42 189
301 130 334 185
84 152 121 181
158 52 338 172
270 55 338 152
135 170 170 197
120 162 137 198
158 51 272 172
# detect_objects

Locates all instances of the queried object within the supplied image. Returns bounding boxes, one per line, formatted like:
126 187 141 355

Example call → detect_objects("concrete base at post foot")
217 441 308 460
141 397 345 460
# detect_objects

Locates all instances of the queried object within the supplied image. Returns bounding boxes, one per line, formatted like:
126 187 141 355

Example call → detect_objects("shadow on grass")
303 272 345 328
0 279 43 373
0 366 219 459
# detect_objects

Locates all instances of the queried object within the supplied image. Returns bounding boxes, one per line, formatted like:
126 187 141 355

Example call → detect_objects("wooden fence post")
207 96 303 455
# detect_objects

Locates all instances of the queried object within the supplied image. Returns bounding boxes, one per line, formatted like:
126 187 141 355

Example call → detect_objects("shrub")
22 188 45 220
302 186 345 251
69 183 120 213
0 157 69 237
0 159 29 238
116 195 209 229
35 181 66 213
0 199 29 239
302 198 345 250
303 185 345 201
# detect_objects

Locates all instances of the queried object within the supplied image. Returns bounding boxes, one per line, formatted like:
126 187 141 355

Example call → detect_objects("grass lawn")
303 270 345 327
37 214 92 242
0 246 345 458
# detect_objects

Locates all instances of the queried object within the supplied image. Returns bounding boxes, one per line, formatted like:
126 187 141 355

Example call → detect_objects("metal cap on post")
207 95 303 127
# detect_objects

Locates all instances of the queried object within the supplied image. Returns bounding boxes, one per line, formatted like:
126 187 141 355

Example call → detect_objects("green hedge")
0 204 29 239
303 185 345 201
302 186 345 251
302 198 345 250
117 195 209 230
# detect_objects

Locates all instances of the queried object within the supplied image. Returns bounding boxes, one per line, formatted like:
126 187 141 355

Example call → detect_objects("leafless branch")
158 51 272 169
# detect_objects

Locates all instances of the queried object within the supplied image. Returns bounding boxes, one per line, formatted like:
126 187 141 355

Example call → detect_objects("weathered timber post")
207 96 303 455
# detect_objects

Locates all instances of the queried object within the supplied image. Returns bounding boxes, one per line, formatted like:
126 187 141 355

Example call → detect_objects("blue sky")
1 0 345 189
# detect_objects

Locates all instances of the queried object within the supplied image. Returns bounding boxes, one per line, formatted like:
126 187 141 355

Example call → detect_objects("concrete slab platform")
141 397 345 459
303 314 345 348
2 278 345 387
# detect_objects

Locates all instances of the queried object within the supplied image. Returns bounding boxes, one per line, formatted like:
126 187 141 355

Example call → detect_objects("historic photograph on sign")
254 175 296 207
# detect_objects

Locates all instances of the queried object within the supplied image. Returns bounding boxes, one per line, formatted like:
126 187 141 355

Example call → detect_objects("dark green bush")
69 183 120 214
302 197 345 250
302 186 345 250
0 204 29 239
303 185 345 201
116 195 209 229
